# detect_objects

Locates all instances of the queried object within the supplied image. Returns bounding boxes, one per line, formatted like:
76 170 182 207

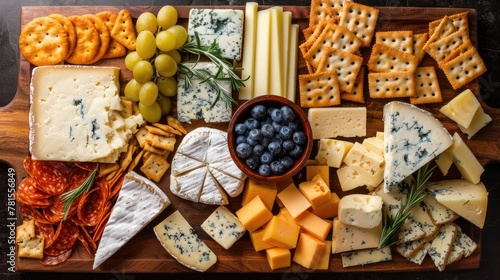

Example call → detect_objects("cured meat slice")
77 186 106 227
20 204 52 224
34 221 56 248
39 248 72 266
15 176 53 208
49 220 79 251
31 160 69 195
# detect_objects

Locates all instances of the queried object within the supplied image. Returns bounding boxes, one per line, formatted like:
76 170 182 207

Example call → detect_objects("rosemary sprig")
60 165 98 221
379 163 436 248
178 32 248 108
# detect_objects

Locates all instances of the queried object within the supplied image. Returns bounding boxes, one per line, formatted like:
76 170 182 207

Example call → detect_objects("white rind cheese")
201 205 246 250
154 210 217 272
93 171 170 269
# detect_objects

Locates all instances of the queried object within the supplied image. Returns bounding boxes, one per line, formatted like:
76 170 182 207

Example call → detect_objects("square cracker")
16 219 35 243
413 33 429 64
111 9 136 50
427 29 469 64
316 47 364 93
440 46 486 90
368 71 416 98
341 67 365 103
367 43 419 73
375 30 414 54
441 39 474 65
140 153 170 183
299 70 341 107
146 133 177 151
326 0 347 23
410 67 443 104
18 235 44 259
309 0 334 27
134 126 150 148
424 16 457 52
429 12 469 35
338 1 379 47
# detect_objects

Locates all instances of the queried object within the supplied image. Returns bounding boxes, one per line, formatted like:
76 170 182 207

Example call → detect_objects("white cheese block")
29 65 143 163
361 135 385 157
308 107 366 139
337 164 383 192
338 194 383 229
428 223 458 271
383 101 453 192
435 151 454 176
154 210 217 272
315 139 354 168
287 24 299 102
447 132 484 184
439 89 480 129
239 2 258 100
446 233 465 265
398 219 426 244
269 7 284 96
253 8 272 96
341 247 392 267
331 217 382 254
427 179 488 229
187 9 243 60
201 205 246 250
93 171 170 269
408 202 439 237
458 106 492 139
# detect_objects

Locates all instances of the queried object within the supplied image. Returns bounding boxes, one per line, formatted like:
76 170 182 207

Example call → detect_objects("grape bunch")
124 6 188 123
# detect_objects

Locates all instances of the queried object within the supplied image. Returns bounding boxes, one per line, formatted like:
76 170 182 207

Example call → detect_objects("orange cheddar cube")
306 165 330 186
236 195 273 232
294 211 332 241
293 232 326 269
316 240 331 270
277 183 312 218
249 228 275 252
277 207 300 226
311 192 340 219
241 179 277 210
266 248 291 270
298 174 331 208
263 216 300 249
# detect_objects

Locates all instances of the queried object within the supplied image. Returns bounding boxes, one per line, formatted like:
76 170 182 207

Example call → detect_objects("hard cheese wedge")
154 210 217 272
93 171 170 269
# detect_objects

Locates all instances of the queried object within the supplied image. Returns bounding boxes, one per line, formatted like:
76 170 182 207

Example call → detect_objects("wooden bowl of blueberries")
227 95 313 183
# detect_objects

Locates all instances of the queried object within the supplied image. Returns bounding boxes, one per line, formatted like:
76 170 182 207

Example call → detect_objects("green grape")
136 12 158 33
164 49 181 64
156 76 177 97
136 30 157 59
124 79 142 102
154 54 178 77
157 5 178 30
139 101 162 123
157 95 172 115
139 81 159 106
156 30 176 52
167 25 188 49
124 51 143 71
133 60 154 84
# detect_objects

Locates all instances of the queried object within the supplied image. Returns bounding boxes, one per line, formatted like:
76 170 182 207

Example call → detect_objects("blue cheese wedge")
428 223 458 271
188 9 244 60
331 217 382 254
29 65 143 163
93 171 170 269
154 210 217 272
341 247 392 267
383 101 453 192
177 62 232 123
201 205 246 250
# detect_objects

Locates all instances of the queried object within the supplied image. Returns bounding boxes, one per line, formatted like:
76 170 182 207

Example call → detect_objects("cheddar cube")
263 216 300 249
236 196 273 232
266 248 291 270
249 228 275 252
294 211 332 241
277 207 299 226
277 183 312 218
311 192 340 219
316 240 331 270
293 232 326 269
241 179 277 210
306 165 330 186
298 174 331 208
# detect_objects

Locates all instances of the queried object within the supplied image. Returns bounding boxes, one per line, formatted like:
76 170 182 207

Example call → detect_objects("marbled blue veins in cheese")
201 205 246 250
177 62 232 123
383 101 453 192
188 9 244 60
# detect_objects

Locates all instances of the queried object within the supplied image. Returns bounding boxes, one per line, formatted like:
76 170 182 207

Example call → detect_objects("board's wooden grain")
2 5 498 273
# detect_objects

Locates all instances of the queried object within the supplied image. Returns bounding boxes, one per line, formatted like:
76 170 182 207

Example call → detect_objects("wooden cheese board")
2 4 499 273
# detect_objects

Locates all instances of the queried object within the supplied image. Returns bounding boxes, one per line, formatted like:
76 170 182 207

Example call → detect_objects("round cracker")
48 14 77 59
65 15 100 65
82 14 110 64
19 16 69 66
96 11 118 31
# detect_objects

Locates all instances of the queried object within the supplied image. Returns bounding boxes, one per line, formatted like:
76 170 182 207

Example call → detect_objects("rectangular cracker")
134 126 149 148
316 47 364 93
440 46 487 90
326 0 346 23
367 43 419 73
368 71 416 98
338 1 379 47
413 33 429 64
410 67 443 104
441 39 474 65
427 29 469 64
145 125 175 137
341 67 365 103
429 12 469 35
299 70 341 107
309 0 334 27
424 16 458 52
152 123 183 136
375 30 414 54
146 133 177 151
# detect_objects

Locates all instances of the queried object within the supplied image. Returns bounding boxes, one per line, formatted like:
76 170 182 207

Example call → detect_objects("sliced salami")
67 165 90 189
34 221 56 248
15 176 53 208
78 230 96 257
20 204 52 224
23 156 34 177
75 162 98 172
77 186 106 227
39 248 72 266
31 160 69 195
50 220 79 251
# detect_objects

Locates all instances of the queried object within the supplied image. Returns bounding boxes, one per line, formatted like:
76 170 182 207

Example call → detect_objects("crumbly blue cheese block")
201 205 246 250
341 247 392 268
383 101 453 192
154 210 217 272
93 172 170 269
188 9 244 60
331 217 382 254
29 66 143 163
177 62 232 123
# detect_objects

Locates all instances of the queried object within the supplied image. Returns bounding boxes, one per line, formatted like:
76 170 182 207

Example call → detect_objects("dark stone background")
1 1 499 280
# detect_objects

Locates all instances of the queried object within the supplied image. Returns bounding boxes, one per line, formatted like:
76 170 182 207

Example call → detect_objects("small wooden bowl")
227 95 313 183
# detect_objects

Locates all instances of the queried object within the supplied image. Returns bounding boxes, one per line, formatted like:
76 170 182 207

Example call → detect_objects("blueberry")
244 118 260 130
289 145 304 158
266 106 277 116
258 164 271 177
293 131 307 145
251 104 267 120
261 116 273 126
280 106 296 123
236 143 252 159
245 156 260 170
234 123 247 135
288 119 302 131
270 161 286 175
253 144 265 157
279 126 293 140
246 136 259 147
271 109 283 123
236 135 247 145
260 137 271 148
248 128 262 141
270 137 283 146
260 151 273 164
261 124 274 138
272 121 282 133
280 156 294 169
282 139 295 151
268 141 282 156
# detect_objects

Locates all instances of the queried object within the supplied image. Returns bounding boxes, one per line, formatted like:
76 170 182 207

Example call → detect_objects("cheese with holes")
201 205 246 250
154 210 217 272
338 194 383 229
30 66 143 163
308 107 366 139
298 174 331 208
93 172 170 269
315 139 354 168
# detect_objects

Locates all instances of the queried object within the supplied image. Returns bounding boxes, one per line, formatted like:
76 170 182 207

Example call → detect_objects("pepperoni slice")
75 162 98 172
77 186 106 227
31 160 69 195
77 230 96 257
94 177 110 202
50 220 79 251
15 177 53 208
39 249 72 266
23 156 34 177
34 221 56 249
92 210 111 242
67 166 90 189
20 204 52 224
